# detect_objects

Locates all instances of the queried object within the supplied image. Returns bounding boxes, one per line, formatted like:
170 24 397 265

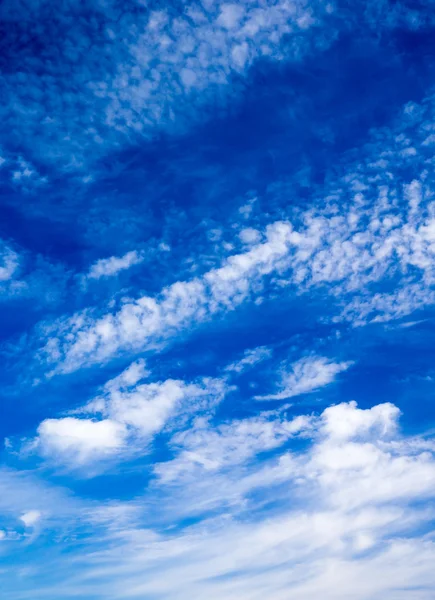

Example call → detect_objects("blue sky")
2 0 435 598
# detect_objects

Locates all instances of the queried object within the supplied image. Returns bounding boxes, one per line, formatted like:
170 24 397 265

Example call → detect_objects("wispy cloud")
255 355 352 400
8 400 435 600
0 243 19 282
85 250 145 280
225 345 272 374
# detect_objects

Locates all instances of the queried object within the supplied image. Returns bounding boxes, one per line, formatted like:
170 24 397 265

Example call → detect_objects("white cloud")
34 362 228 466
217 4 246 30
17 400 435 600
38 94 435 374
37 417 127 464
86 250 144 280
42 221 297 373
107 380 199 437
320 400 399 441
255 356 351 400
225 345 272 374
94 364 228 437
103 358 150 392
156 410 312 483
239 227 262 244
0 244 19 282
2 0 331 167
20 510 42 528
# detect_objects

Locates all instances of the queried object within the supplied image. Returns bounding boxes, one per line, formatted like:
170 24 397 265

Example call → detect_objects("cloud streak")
254 355 351 400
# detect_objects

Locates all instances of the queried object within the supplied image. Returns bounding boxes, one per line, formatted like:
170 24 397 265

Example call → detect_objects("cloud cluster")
41 221 297 372
29 91 435 375
36 360 228 466
0 0 332 167
15 399 435 600
3 3 435 599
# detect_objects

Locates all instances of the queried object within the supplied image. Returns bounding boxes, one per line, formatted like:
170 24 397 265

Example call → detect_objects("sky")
1 0 435 598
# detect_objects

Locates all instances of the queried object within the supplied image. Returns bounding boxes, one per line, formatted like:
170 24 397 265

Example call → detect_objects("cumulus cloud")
16 400 435 600
320 400 400 441
37 417 127 464
255 355 351 400
34 361 228 466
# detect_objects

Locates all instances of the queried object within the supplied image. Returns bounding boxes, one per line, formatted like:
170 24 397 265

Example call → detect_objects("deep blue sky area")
2 1 435 598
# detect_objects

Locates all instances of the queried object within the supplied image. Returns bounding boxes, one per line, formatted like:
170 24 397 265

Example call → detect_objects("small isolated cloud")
86 250 144 280
239 228 262 245
320 400 400 441
37 417 127 464
20 510 42 528
255 356 352 400
225 346 272 374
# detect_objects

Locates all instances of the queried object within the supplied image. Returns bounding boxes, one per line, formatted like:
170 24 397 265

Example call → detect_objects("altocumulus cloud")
3 1 435 599
37 104 435 374
0 0 333 168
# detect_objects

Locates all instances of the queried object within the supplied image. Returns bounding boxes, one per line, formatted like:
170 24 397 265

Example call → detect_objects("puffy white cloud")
320 400 400 441
37 417 127 464
238 227 262 245
151 399 427 521
106 380 202 437
34 362 228 466
18 400 435 600
255 355 351 400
